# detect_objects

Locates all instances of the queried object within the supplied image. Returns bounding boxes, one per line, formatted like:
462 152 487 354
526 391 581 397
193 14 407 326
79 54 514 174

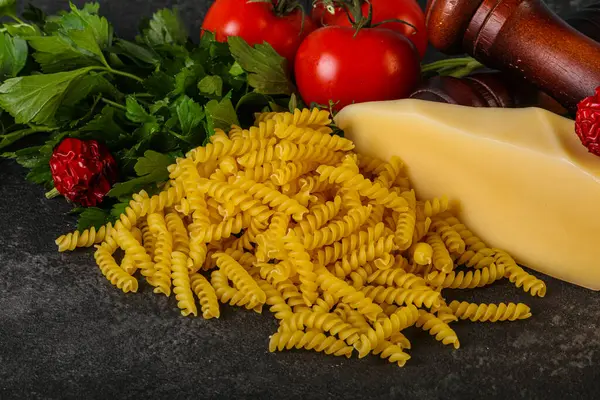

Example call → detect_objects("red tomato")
294 26 421 111
311 0 428 59
202 0 316 66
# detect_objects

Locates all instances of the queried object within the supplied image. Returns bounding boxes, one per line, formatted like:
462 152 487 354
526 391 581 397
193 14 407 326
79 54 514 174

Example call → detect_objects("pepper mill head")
425 0 484 54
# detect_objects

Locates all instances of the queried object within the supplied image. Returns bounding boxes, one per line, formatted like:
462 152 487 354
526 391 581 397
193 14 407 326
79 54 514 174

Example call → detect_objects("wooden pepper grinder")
425 0 600 113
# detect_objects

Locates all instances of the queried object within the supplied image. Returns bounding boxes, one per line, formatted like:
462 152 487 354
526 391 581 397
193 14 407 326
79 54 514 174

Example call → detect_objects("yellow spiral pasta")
211 269 257 310
449 301 532 322
274 124 354 152
394 190 416 251
148 214 173 296
190 273 220 319
361 286 442 309
367 268 428 289
117 228 155 278
301 205 372 250
170 251 198 317
430 219 466 254
213 252 266 305
283 233 318 306
233 176 309 221
237 145 276 168
314 223 386 266
165 212 189 255
416 310 460 349
421 196 451 218
426 263 505 289
275 140 343 165
293 196 342 237
317 165 408 212
330 235 396 278
316 267 383 321
56 223 114 252
426 232 454 273
270 161 316 186
194 213 244 243
257 108 332 128
269 330 353 358
55 107 548 369
494 249 547 297
94 242 138 293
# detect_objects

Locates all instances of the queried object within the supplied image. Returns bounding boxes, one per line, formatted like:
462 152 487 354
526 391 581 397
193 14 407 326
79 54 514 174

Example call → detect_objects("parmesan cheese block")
335 99 600 290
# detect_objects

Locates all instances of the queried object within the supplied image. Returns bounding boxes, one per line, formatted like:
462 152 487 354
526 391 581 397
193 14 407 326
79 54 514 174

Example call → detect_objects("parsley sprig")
0 1 299 230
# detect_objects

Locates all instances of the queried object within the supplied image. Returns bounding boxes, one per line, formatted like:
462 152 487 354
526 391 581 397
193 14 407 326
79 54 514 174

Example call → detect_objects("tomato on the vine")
311 0 428 59
202 0 316 66
294 25 421 111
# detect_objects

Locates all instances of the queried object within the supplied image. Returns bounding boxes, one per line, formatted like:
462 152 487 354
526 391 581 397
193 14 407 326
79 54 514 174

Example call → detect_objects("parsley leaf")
111 39 160 67
0 33 28 81
205 97 238 138
0 68 93 126
125 96 153 123
108 150 174 198
176 95 204 136
27 36 103 73
140 8 188 47
0 0 16 18
198 75 223 97
76 207 110 230
227 36 293 95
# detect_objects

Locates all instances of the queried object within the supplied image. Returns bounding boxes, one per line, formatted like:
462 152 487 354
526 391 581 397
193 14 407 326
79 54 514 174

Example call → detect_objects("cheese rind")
335 99 600 290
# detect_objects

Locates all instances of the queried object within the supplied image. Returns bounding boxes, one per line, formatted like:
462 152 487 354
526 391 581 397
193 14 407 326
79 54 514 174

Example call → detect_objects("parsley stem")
10 16 26 25
104 67 144 83
100 98 127 111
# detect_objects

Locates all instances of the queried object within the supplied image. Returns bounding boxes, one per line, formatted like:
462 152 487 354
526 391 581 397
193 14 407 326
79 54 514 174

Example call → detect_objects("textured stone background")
2 1 600 400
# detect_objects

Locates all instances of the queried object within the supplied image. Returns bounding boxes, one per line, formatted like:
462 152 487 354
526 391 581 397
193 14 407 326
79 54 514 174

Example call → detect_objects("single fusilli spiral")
415 310 460 349
298 174 332 194
367 268 428 289
237 145 277 168
171 251 198 317
426 263 505 289
190 273 220 319
165 212 189 255
426 232 454 273
195 214 244 243
372 340 411 367
494 249 547 297
270 161 317 186
274 124 354 152
283 233 318 306
279 311 361 345
268 330 354 358
94 243 138 293
421 196 450 218
148 221 173 296
361 285 442 309
275 140 343 164
449 301 532 322
394 190 416 251
56 223 114 252
257 279 294 321
257 108 332 128
354 305 419 353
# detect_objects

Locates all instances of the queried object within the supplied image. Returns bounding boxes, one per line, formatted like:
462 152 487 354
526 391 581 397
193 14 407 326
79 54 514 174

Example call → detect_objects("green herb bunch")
0 0 299 230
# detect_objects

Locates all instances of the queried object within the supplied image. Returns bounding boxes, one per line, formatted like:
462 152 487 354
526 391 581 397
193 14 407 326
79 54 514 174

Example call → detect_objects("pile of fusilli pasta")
55 108 546 367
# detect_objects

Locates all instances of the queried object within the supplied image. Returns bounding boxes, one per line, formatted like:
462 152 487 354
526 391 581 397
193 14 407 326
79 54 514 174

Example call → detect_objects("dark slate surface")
2 1 600 399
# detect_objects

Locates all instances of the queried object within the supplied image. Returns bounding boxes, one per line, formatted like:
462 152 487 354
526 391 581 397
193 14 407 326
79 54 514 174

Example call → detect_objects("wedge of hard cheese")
335 99 600 290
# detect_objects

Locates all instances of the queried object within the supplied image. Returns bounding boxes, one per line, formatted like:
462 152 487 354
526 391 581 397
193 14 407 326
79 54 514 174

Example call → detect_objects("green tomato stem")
45 187 60 200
